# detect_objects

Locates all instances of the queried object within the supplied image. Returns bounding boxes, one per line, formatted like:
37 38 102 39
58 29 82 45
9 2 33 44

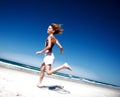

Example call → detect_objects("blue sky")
0 0 120 86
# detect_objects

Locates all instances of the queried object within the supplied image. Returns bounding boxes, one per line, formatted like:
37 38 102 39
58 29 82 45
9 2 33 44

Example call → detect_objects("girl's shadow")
37 85 70 94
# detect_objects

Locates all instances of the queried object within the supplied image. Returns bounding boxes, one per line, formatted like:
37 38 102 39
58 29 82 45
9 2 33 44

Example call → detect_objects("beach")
0 61 120 97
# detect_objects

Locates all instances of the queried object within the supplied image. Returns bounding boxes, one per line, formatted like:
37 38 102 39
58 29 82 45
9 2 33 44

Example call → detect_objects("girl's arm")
56 39 63 54
36 36 51 54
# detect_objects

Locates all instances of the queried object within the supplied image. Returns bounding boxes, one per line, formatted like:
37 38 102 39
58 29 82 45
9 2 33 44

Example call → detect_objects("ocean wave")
0 58 120 89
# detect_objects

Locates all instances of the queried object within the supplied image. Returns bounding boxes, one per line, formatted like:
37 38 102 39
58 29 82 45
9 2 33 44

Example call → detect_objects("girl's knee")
46 71 52 75
40 68 44 71
40 67 45 72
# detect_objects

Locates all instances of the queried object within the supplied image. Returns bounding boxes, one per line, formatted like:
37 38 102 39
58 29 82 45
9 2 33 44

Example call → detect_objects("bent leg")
45 62 72 75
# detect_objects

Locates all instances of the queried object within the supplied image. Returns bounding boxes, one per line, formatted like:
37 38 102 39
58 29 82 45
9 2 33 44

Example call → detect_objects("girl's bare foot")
37 82 42 88
63 62 72 71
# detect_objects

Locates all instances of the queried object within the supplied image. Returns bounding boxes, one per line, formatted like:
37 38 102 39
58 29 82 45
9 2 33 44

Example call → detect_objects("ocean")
0 58 120 89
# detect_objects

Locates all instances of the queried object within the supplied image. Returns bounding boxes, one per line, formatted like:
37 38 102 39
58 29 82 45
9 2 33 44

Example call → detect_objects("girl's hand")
36 51 42 55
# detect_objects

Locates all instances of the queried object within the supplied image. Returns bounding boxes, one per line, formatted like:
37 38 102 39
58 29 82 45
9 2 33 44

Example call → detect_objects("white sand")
0 61 120 97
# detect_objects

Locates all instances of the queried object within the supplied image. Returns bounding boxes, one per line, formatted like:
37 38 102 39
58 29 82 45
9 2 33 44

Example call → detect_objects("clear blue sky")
0 0 120 86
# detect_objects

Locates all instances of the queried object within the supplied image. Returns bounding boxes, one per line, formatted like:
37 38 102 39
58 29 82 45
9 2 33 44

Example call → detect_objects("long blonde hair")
50 23 63 34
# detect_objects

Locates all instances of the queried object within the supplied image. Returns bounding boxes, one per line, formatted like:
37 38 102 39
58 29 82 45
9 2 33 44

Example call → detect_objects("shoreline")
0 61 120 97
0 61 120 90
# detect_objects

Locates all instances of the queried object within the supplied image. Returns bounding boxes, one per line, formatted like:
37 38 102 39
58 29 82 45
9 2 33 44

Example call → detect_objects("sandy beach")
0 61 120 97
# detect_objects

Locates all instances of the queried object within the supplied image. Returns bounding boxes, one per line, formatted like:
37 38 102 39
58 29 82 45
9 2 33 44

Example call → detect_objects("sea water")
0 58 120 89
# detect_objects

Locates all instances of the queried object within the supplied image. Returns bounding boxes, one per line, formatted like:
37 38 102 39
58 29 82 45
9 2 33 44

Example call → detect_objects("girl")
36 23 72 87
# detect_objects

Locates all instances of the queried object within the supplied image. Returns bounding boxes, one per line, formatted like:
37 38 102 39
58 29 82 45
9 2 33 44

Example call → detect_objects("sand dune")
0 62 120 97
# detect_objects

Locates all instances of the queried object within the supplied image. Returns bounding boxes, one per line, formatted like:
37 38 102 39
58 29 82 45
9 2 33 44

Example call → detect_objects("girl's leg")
37 63 45 87
45 62 72 75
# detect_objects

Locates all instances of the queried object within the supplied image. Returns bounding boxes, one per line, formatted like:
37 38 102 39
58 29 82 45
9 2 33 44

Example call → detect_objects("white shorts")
43 53 55 65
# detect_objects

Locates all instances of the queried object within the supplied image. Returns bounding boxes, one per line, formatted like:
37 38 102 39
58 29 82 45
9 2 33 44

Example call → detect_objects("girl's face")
47 26 54 34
